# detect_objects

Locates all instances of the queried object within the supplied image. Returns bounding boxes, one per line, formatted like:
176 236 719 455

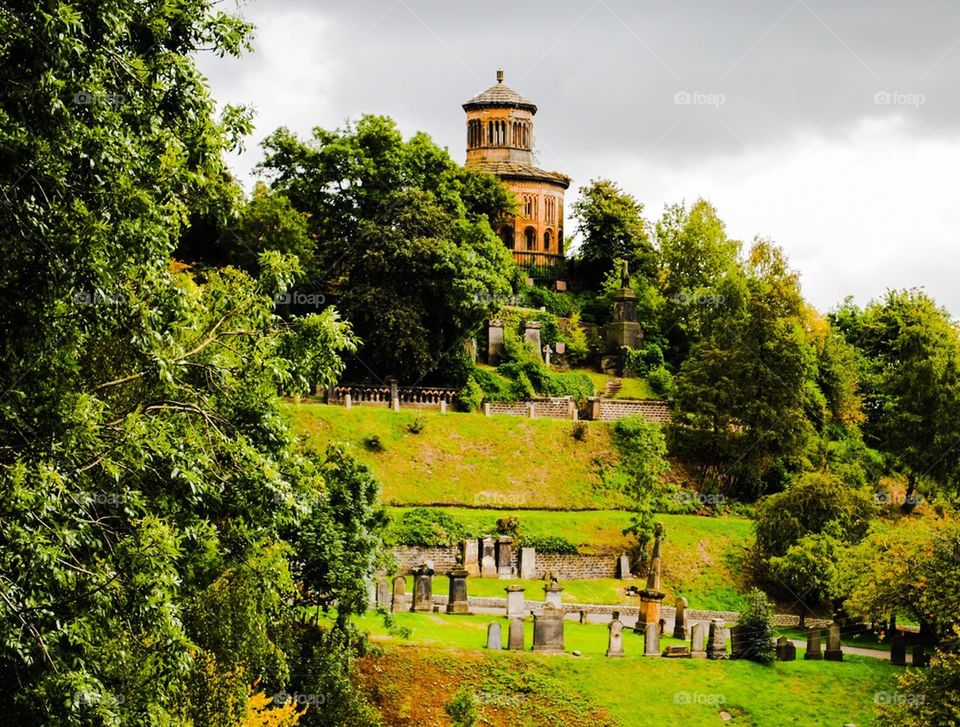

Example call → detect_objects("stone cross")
804 628 823 660
776 636 796 661
690 622 707 658
707 618 728 660
824 621 843 661
532 604 565 653
673 597 689 639
508 619 525 650
606 619 625 658
486 622 502 650
643 621 660 656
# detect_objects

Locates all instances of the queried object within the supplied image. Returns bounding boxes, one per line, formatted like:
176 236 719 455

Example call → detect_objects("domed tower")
463 70 570 272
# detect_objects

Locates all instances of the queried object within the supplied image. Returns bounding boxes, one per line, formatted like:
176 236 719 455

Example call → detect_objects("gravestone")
391 576 411 613
462 539 480 577
375 577 390 609
508 619 525 650
505 585 526 620
344 393 352 410
606 619 625 658
579 610 588 625
519 547 536 579
662 645 691 658
824 622 843 661
804 628 823 660
524 321 543 361
776 636 797 661
912 646 930 667
411 563 434 613
446 565 470 614
729 625 745 659
643 621 660 656
658 618 667 636
673 597 689 639
617 554 632 579
707 619 728 660
544 581 563 608
532 604 565 653
488 320 505 365
486 622 502 650
496 536 514 579
481 537 497 578
890 634 907 666
690 622 707 659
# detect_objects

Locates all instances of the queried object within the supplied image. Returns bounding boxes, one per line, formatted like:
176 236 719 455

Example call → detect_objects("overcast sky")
196 0 960 315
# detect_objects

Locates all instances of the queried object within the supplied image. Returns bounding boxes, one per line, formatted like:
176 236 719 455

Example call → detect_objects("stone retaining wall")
591 398 672 423
487 397 575 420
393 545 615 579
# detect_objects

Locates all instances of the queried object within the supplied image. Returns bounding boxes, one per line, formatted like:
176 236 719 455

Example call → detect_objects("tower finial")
496 68 504 83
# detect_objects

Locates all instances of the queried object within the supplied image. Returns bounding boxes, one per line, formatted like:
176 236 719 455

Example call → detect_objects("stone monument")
496 536 514 579
890 634 907 666
532 604 565 653
824 621 843 661
617 553 631 580
411 563 434 613
487 319 505 365
480 536 497 578
462 538 480 577
505 585 526 620
543 580 563 608
606 618 625 658
673 596 689 639
391 575 411 613
690 622 707 659
605 260 643 357
519 547 536 579
486 622 502 650
635 523 667 631
776 636 797 661
707 618 728 660
508 619 525 650
643 621 660 656
804 628 823 660
446 561 470 615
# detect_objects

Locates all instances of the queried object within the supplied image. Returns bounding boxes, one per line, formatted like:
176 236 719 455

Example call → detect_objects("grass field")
288 403 630 508
356 611 902 726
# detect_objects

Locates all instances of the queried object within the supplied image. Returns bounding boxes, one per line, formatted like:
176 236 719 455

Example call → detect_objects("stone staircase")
603 378 622 398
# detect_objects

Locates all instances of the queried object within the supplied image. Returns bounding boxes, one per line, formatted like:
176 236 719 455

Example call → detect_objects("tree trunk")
901 473 918 513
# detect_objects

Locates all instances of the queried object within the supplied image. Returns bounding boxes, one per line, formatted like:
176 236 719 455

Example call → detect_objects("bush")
647 366 675 399
445 687 478 727
458 376 485 411
495 516 521 539
571 421 588 441
363 434 385 452
406 415 426 434
391 508 466 547
624 343 665 377
735 588 777 664
519 534 578 555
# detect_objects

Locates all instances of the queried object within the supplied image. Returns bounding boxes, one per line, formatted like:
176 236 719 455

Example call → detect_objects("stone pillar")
440 400 447 414
387 377 398 404
519 547 536 579
486 622 502 650
707 618 728 660
480 537 497 578
890 634 907 666
495 536 514 579
673 597 689 639
505 586 526 620
411 563 434 613
606 619 625 658
690 622 707 658
375 577 390 609
776 636 796 661
446 566 470 614
824 621 843 661
590 398 601 420
344 394 352 410
532 604 564 653
729 625 745 659
617 554 631 580
643 621 660 656
527 402 537 419
544 581 563 608
391 575 411 613
462 539 480 577
392 398 400 412
508 619 525 650
524 321 543 360
804 627 823 660
483 402 491 417
488 319 505 365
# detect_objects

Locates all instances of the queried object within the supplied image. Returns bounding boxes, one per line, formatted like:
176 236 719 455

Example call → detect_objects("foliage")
753 472 875 558
391 508 467 547
458 375 487 411
495 516 521 539
735 588 777 664
611 415 669 550
259 116 517 382
242 689 305 727
497 330 593 403
278 308 357 395
571 421 588 441
445 686 479 727
647 366 675 399
407 415 427 434
767 523 844 613
519 535 580 555
875 639 960 726
623 343 665 377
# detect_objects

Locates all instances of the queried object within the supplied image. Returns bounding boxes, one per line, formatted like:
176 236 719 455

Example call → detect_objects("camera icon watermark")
674 90 725 108
874 691 925 706
873 491 923 507
272 691 326 706
274 291 326 308
72 90 125 107
873 90 925 108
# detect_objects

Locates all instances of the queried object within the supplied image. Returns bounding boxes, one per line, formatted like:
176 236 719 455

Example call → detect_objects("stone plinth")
505 585 526 620
411 564 434 613
532 605 565 653
634 589 665 631
544 582 563 608
824 622 843 661
804 628 823 660
446 567 470 614
707 619 728 660
643 621 660 656
606 619 625 658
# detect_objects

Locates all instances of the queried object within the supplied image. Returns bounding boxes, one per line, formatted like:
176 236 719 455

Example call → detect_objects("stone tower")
463 70 570 270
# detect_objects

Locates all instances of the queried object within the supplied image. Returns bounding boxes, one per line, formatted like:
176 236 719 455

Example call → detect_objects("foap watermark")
672 291 725 307
873 90 925 108
74 690 125 706
873 491 923 507
81 491 127 507
474 291 522 307
674 690 726 706
474 491 527 508
674 491 726 507
274 291 326 308
73 290 122 307
874 691 925 706
273 691 326 707
674 90 725 108
73 90 126 107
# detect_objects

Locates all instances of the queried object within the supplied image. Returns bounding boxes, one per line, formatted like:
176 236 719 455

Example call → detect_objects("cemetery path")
788 639 889 660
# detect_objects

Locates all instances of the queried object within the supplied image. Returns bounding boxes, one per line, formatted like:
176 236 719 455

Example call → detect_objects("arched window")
487 120 493 145
543 229 552 251
557 229 563 254
522 195 533 217
499 226 514 250
525 226 536 250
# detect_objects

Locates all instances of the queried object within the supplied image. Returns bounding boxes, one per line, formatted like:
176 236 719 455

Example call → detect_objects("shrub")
647 365 675 398
363 434 385 452
571 421 588 441
624 343 665 377
445 687 478 727
735 588 777 664
391 508 466 547
519 534 578 555
406 415 426 434
458 376 485 411
495 516 521 539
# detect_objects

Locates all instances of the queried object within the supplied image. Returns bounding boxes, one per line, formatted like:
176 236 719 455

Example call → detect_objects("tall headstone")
543 581 563 608
505 585 526 620
376 577 390 609
729 625 745 659
344 393 352 410
524 321 543 361
673 597 689 639
824 621 843 661
643 621 660 656
508 619 525 650
617 554 631 580
462 539 480 577
496 536 514 579
707 619 728 660
480 537 497 578
890 634 907 666
487 320 505 365
776 636 797 661
532 604 565 653
486 622 502 650
411 563 434 613
391 575 411 613
690 622 707 659
519 547 536 579
446 565 470 614
804 628 823 660
606 619 625 658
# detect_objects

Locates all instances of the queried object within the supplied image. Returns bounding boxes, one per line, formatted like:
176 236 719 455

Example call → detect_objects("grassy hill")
288 403 630 509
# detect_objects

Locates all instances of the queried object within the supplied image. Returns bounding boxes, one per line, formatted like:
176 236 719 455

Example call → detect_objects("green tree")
876 639 960 726
571 179 655 288
611 415 669 550
768 523 844 620
259 116 517 382
735 588 777 664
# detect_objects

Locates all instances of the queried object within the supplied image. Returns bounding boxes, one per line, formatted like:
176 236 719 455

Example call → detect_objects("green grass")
575 368 658 399
288 403 630 508
357 611 901 726
388 509 754 610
